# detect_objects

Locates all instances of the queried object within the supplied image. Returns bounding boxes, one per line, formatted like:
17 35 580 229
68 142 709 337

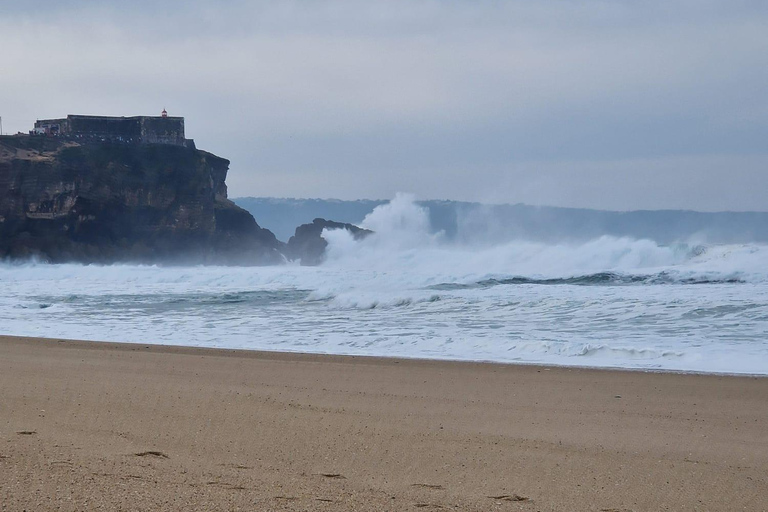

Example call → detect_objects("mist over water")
3 194 768 374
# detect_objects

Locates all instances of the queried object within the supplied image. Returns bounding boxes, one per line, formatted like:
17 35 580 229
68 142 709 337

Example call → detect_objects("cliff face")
0 136 282 264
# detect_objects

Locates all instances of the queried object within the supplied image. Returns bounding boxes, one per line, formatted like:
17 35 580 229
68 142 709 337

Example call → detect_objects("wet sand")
1 334 767 511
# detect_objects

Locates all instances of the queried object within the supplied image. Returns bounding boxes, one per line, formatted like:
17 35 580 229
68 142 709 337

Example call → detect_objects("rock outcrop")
0 135 282 264
286 218 372 265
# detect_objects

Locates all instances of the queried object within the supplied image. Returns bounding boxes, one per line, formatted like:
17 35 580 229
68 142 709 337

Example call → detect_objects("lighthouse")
161 108 168 118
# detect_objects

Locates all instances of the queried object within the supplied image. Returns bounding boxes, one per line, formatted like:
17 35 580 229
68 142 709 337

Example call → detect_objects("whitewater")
2 194 768 375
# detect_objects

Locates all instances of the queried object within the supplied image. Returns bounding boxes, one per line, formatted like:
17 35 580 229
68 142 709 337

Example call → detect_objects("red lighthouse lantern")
161 108 168 118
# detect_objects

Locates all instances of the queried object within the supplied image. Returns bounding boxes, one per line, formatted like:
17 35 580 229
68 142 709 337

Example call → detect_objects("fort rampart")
33 115 190 146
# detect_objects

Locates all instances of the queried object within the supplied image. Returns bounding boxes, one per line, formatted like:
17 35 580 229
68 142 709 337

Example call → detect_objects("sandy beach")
1 335 767 511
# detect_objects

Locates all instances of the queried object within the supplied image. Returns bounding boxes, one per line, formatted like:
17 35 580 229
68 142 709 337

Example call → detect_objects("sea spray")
321 194 762 284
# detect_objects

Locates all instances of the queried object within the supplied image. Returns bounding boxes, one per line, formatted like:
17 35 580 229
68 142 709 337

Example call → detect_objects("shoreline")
3 334 765 378
2 334 767 510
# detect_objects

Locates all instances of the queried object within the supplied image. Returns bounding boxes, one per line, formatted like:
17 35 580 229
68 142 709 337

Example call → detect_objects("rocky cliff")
286 218 372 265
0 136 282 264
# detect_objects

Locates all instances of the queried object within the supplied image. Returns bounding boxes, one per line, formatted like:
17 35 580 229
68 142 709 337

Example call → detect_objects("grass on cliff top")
0 135 65 153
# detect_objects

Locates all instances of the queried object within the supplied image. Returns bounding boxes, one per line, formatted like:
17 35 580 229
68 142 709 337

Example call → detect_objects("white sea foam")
2 195 768 374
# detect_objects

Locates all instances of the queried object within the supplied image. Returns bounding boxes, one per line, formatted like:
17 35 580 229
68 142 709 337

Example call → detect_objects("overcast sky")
2 1 767 211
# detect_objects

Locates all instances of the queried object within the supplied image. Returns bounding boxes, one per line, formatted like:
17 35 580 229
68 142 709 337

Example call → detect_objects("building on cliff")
33 111 191 146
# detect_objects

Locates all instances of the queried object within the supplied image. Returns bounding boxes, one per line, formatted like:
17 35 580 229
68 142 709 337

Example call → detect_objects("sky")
2 1 767 211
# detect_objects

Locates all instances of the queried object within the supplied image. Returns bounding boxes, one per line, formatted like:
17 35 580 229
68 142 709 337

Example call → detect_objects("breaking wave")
429 271 746 290
321 193 768 286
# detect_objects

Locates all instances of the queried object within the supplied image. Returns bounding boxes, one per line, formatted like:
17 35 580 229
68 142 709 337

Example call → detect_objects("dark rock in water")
0 135 282 264
287 218 372 266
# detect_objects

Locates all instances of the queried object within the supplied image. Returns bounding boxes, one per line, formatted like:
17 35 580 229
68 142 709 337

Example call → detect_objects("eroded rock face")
286 218 372 266
0 136 282 264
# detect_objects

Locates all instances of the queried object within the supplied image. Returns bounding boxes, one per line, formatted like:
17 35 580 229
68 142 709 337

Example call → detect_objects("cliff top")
0 135 73 162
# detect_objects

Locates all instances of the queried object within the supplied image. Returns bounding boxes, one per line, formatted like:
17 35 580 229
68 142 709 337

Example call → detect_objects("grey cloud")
1 1 767 210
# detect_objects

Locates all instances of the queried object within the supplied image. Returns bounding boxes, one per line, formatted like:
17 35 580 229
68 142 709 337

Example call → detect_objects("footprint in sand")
318 473 346 479
134 451 169 458
489 494 530 502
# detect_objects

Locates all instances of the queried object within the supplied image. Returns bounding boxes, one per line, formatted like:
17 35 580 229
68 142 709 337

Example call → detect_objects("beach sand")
1 335 767 511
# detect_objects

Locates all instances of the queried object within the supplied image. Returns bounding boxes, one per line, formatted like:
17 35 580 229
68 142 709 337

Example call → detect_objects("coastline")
4 333 763 378
2 334 767 510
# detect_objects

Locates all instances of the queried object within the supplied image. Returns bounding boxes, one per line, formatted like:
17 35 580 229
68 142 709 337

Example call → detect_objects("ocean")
2 195 767 375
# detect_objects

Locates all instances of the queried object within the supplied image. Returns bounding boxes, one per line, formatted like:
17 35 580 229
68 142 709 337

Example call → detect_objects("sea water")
2 195 767 375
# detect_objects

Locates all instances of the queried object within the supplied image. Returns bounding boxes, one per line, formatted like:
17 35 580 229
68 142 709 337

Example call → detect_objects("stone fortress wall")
33 115 190 146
